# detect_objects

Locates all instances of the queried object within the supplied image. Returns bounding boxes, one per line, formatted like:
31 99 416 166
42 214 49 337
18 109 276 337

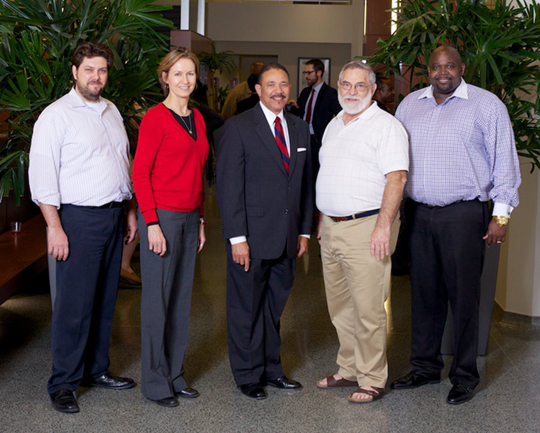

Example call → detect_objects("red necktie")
305 88 315 125
274 117 289 173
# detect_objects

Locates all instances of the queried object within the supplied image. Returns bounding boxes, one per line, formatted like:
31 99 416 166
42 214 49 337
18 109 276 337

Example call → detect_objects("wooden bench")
0 214 47 305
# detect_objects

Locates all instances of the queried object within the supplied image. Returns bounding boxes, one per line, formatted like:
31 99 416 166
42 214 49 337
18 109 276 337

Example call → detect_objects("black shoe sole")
266 383 302 390
391 379 440 390
84 382 136 390
176 392 200 399
447 396 473 405
51 404 80 414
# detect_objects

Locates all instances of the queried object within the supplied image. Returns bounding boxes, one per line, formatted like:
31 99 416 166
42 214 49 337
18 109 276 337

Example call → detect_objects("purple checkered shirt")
396 80 521 213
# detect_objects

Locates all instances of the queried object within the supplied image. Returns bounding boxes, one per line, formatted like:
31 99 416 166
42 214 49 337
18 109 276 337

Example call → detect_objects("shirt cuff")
492 203 514 218
300 234 311 239
230 236 247 245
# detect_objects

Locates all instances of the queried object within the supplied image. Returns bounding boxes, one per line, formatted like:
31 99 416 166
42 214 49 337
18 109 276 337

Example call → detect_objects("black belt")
329 209 380 222
413 199 477 209
86 201 124 209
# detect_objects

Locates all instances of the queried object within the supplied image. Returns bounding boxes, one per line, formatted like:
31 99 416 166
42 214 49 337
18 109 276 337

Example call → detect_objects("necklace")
179 112 193 135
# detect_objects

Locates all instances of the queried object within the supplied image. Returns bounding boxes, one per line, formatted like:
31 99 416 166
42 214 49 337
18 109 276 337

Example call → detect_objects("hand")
483 219 508 247
124 208 138 244
370 225 391 261
232 241 250 272
197 223 206 254
287 100 299 109
316 212 323 246
148 225 167 257
297 236 309 258
48 226 69 261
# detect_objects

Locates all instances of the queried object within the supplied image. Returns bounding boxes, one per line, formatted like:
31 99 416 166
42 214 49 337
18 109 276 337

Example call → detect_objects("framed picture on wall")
297 58 331 98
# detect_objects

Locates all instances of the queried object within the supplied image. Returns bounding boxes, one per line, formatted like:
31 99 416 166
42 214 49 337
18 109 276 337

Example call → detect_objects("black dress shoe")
85 373 136 390
266 376 302 390
175 387 200 399
447 384 474 405
390 371 440 390
239 383 266 400
149 396 179 407
50 389 79 414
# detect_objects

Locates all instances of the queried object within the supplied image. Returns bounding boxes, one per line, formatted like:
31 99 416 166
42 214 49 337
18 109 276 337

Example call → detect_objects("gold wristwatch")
493 215 509 227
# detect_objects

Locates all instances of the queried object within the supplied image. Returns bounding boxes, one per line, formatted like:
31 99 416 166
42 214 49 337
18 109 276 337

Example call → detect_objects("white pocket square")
297 148 307 152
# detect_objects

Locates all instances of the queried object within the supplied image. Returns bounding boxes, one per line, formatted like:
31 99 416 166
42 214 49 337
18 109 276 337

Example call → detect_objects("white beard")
338 92 371 115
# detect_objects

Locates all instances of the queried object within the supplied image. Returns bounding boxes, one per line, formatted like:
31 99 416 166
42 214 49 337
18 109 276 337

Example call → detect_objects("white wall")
496 160 540 317
207 3 355 44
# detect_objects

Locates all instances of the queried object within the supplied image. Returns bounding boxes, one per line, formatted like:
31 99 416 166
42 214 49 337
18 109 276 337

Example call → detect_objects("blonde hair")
157 47 200 95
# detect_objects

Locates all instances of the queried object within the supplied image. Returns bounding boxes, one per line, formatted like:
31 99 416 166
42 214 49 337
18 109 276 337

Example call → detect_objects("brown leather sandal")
317 374 358 389
347 386 384 404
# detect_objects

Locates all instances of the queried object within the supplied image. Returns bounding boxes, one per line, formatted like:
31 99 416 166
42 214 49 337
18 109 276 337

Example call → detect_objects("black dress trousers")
408 200 490 388
47 204 124 394
226 243 295 386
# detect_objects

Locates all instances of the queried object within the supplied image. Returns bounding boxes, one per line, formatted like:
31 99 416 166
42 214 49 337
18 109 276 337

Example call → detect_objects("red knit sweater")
133 103 209 225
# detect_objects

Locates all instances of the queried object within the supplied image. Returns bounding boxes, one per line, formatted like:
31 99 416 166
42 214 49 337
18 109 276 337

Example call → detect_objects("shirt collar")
259 101 285 125
312 81 324 93
418 78 469 100
67 87 109 111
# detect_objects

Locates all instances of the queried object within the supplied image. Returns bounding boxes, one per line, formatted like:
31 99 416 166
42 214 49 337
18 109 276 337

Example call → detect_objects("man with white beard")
314 60 409 404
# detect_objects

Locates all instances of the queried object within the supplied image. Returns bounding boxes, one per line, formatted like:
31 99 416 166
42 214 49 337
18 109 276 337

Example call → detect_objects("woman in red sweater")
133 48 208 408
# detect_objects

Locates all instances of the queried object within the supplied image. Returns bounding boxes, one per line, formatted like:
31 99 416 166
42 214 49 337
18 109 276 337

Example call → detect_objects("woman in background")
133 48 208 407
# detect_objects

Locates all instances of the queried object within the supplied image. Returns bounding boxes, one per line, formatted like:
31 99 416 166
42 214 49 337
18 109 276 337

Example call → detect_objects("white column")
181 0 189 30
197 0 205 35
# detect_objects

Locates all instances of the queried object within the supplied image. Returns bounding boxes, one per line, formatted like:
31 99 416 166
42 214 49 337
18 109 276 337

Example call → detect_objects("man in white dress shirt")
29 42 138 414
315 61 409 404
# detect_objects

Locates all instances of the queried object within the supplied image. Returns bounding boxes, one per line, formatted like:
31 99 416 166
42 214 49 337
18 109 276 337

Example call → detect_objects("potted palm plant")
369 0 540 170
0 0 174 205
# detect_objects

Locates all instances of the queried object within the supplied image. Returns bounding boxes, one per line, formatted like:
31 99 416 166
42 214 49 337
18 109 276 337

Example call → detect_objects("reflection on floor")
1 188 539 433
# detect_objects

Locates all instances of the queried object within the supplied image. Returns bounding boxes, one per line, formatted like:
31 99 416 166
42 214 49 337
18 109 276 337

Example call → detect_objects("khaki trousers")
321 214 399 388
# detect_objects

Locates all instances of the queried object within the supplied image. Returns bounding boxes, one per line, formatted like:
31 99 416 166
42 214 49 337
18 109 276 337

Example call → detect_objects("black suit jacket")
216 104 314 260
292 82 341 142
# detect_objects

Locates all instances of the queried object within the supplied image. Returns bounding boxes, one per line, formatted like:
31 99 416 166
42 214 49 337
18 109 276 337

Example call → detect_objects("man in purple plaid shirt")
390 45 521 405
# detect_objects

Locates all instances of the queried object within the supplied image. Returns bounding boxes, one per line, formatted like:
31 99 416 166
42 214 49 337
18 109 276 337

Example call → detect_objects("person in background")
288 58 341 180
133 47 209 408
236 73 260 114
221 61 265 120
29 41 137 414
373 75 395 113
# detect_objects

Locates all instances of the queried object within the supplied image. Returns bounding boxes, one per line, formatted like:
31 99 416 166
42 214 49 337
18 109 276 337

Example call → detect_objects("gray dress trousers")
139 208 199 400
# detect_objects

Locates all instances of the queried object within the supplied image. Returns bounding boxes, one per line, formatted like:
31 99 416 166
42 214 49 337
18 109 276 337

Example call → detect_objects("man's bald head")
250 61 265 75
428 45 465 103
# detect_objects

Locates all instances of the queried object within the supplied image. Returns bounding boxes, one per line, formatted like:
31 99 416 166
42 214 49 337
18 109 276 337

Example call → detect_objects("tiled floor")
1 189 539 433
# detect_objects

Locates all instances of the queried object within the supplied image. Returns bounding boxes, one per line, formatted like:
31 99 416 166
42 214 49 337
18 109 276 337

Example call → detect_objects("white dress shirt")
29 88 132 208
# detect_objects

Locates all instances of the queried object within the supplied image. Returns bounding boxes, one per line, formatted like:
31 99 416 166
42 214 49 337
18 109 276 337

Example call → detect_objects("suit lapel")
254 105 288 176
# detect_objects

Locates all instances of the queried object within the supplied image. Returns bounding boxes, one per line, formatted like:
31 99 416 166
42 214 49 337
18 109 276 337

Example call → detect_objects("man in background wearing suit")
288 58 341 179
217 63 314 400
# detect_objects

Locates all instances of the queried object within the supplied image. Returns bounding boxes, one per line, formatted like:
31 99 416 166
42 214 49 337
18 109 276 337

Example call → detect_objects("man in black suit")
288 58 341 178
217 63 314 400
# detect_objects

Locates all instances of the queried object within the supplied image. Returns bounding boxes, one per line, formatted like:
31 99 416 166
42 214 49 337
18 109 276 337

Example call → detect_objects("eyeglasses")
303 70 316 76
339 81 370 92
